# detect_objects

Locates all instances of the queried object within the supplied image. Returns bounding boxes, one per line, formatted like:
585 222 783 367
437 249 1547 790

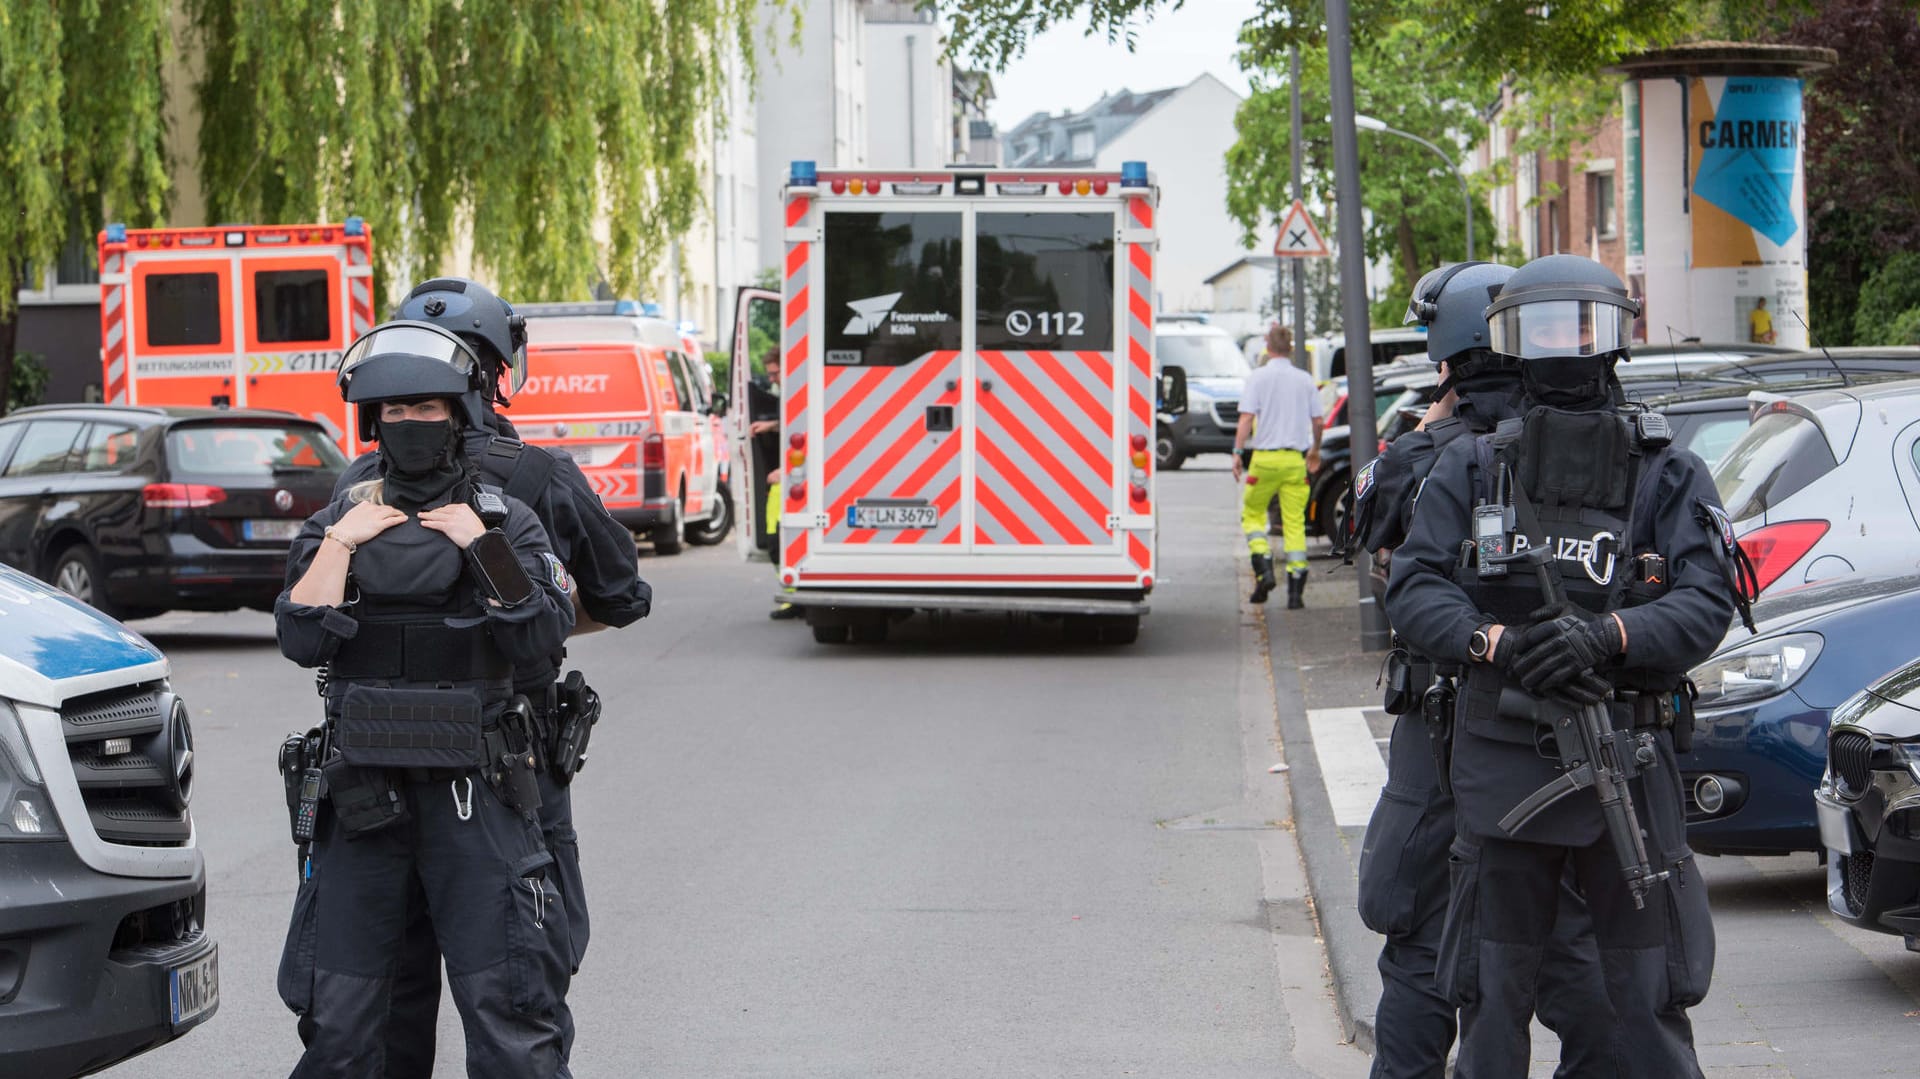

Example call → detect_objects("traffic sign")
1273 200 1330 258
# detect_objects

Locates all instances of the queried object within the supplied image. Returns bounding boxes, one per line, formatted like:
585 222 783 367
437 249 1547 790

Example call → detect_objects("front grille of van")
60 684 192 847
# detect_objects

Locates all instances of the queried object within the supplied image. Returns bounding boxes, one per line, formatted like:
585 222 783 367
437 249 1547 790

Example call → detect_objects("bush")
8 352 48 412
1853 252 1920 345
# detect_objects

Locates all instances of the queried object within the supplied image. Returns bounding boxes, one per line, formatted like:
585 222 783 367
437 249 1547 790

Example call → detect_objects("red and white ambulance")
98 219 376 452
727 161 1161 644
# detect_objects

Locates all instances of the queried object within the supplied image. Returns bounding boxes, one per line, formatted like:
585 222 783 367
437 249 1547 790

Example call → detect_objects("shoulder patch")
1354 457 1380 501
1699 499 1737 555
540 552 575 595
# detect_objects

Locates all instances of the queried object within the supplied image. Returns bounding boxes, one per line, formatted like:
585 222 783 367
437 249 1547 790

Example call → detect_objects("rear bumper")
778 589 1148 617
107 533 290 610
610 496 676 531
0 843 215 1076
1168 412 1236 455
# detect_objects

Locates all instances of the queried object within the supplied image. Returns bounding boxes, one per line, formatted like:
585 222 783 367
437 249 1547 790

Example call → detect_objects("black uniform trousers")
382 720 586 1079
1360 710 1613 1078
1439 728 1713 1079
280 771 570 1079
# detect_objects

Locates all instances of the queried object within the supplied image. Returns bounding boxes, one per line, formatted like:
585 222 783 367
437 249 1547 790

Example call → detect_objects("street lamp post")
1354 114 1474 262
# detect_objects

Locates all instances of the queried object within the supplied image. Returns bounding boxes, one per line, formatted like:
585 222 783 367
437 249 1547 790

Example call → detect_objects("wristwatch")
1467 623 1494 663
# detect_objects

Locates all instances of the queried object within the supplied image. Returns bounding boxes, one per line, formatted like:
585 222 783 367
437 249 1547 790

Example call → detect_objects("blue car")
1682 573 1920 856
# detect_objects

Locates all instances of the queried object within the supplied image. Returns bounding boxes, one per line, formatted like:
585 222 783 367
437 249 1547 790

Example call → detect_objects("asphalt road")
102 465 1368 1078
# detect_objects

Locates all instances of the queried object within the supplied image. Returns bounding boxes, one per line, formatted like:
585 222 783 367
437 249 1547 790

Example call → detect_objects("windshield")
167 424 348 476
1675 413 1751 467
1160 333 1249 379
1712 410 1838 521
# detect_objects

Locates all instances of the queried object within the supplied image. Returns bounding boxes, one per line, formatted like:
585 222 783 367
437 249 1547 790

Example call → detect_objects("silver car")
1713 377 1920 595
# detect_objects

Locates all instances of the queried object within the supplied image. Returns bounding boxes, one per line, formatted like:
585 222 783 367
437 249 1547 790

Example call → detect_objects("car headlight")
1892 744 1920 788
1690 632 1823 709
0 700 62 840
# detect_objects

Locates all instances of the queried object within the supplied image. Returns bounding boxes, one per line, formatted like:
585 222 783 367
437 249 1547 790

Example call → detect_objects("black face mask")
377 419 464 508
1522 356 1616 411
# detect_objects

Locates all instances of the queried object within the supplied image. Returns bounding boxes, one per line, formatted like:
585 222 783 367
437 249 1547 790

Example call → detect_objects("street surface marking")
1307 707 1388 827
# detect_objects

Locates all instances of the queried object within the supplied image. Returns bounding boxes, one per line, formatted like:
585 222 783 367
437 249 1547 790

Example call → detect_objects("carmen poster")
1689 76 1804 270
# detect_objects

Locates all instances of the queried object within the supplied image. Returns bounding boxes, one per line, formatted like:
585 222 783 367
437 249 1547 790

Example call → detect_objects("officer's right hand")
332 501 408 546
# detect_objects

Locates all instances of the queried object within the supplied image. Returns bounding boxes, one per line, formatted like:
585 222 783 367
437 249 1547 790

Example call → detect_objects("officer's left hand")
1510 613 1623 698
416 503 487 549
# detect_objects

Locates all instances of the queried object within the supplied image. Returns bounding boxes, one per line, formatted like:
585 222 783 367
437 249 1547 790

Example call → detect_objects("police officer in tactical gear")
1386 254 1746 1077
328 279 652 1077
276 320 577 1077
1353 261 1613 1078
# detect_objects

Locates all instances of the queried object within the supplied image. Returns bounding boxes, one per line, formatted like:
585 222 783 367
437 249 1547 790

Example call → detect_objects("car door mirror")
708 391 729 417
1160 365 1189 417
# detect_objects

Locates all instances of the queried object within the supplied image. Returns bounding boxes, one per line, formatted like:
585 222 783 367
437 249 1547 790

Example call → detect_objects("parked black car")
1816 656 1920 944
0 405 346 620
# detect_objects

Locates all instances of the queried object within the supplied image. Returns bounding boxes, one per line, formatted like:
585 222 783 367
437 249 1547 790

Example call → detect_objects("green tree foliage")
189 1 793 307
8 353 51 413
1853 253 1920 346
0 0 171 415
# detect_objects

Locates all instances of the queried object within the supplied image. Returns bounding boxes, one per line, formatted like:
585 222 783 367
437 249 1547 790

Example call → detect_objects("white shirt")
1238 359 1323 451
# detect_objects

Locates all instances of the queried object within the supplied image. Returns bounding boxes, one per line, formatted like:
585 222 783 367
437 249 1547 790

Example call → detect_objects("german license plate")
848 501 938 530
170 946 218 1028
244 518 302 542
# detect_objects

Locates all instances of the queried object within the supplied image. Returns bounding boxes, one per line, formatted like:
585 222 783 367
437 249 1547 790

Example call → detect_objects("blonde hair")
345 479 386 505
1266 324 1293 357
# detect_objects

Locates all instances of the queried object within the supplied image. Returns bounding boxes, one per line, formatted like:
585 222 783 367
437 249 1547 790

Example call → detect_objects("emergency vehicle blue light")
791 160 818 186
640 302 663 317
343 216 366 237
105 223 127 244
612 299 640 316
1121 162 1149 187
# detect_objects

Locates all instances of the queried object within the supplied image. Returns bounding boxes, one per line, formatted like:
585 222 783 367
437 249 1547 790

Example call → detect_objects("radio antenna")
1792 307 1849 387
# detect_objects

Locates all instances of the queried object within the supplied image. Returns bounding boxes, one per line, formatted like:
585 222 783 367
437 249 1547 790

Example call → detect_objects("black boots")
1250 554 1278 604
1286 569 1307 609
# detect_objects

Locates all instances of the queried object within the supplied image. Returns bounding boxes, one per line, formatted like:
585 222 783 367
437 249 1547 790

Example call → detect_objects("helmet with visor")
1484 254 1640 363
337 321 488 440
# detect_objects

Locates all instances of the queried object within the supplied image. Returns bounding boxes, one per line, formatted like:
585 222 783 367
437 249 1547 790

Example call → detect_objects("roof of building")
1001 85 1183 167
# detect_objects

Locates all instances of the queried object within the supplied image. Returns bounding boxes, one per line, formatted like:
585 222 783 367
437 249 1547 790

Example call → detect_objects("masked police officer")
1353 262 1613 1077
277 320 576 1077
1386 254 1748 1077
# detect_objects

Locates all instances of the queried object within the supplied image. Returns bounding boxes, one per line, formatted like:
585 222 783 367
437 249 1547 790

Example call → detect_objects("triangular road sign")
1273 200 1330 258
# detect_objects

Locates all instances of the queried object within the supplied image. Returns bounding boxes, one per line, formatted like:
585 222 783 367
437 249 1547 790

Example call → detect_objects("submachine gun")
1493 545 1669 909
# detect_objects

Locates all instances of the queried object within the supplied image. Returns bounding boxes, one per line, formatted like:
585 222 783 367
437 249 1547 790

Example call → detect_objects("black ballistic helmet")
337 321 488 441
1485 254 1641 363
394 277 529 403
1404 261 1518 376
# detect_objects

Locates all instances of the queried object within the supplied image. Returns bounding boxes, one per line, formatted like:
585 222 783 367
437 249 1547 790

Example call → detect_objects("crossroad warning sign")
1273 200 1330 258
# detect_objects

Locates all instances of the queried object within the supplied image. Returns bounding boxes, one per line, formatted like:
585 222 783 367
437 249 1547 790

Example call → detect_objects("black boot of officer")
1353 262 1612 1078
320 280 652 1078
276 320 579 1078
1251 553 1278 604
1385 255 1741 1077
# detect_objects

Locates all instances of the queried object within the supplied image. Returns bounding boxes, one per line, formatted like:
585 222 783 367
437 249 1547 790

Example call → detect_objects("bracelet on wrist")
323 527 357 555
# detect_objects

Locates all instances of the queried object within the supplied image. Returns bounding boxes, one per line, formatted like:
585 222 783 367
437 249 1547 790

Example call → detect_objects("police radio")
1475 463 1517 579
472 488 509 527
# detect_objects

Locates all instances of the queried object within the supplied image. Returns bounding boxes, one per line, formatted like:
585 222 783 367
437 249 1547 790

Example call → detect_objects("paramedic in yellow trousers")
1233 325 1324 608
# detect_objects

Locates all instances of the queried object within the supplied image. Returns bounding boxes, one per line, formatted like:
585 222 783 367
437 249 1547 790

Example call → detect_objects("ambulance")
515 306 729 554
98 219 376 452
727 161 1165 644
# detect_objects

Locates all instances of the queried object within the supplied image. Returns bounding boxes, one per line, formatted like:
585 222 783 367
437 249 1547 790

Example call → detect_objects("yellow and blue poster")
1688 76 1808 345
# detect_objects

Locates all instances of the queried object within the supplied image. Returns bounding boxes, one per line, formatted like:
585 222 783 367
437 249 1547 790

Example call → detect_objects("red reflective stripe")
829 407 949 524
785 285 809 327
784 530 809 569
976 433 1090 542
1129 386 1153 427
980 354 1110 492
784 378 808 426
826 358 948 477
1129 199 1152 228
1130 534 1150 570
823 365 890 431
785 243 807 277
1129 243 1152 277
1128 288 1151 328
893 475 963 545
1030 349 1111 432
799 572 1140 583
785 197 810 228
784 335 808 371
973 480 1045 546
977 388 1109 533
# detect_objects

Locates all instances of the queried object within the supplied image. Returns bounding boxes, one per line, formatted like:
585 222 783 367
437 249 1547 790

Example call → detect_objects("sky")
984 2 1261 130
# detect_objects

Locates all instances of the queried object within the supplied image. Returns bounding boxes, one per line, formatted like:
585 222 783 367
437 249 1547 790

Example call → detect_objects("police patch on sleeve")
540 553 575 595
1354 457 1380 501
1697 499 1737 556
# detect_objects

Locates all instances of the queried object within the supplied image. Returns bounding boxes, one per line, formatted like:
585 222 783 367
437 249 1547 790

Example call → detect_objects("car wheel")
651 492 686 555
51 544 125 621
686 483 733 546
1098 615 1140 645
1155 425 1185 471
811 622 849 645
850 618 889 644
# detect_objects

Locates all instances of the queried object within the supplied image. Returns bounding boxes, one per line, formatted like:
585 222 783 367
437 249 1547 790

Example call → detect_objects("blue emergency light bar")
1121 162 1149 187
791 160 818 187
344 216 366 236
106 223 127 243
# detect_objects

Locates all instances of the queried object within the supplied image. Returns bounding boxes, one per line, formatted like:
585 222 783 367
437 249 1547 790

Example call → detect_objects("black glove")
1509 613 1623 702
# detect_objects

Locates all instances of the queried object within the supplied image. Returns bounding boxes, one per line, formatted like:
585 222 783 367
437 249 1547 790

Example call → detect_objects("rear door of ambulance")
512 341 654 521
780 174 1156 593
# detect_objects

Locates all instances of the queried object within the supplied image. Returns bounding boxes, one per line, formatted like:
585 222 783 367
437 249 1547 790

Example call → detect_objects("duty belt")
328 621 512 683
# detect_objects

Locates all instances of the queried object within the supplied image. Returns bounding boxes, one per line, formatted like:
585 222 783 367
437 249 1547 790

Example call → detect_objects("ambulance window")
255 269 334 343
3 421 86 476
976 212 1115 352
143 273 223 347
821 211 962 367
665 354 694 412
671 353 706 410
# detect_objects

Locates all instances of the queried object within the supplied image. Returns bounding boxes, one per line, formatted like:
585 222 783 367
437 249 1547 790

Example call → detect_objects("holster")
321 755 408 838
1381 647 1418 715
1422 676 1457 797
545 671 602 786
482 695 544 814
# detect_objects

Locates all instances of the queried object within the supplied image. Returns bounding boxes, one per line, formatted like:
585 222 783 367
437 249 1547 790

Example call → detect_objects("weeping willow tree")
0 0 172 415
188 0 791 305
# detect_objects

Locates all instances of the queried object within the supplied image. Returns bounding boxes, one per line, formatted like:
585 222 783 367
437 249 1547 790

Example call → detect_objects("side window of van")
660 357 690 412
670 352 705 412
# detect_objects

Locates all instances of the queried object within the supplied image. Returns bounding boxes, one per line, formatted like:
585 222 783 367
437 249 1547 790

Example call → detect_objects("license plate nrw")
849 501 938 530
244 518 302 542
170 946 219 1028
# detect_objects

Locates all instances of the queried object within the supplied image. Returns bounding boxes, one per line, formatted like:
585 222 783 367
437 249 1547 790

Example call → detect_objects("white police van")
0 564 215 1075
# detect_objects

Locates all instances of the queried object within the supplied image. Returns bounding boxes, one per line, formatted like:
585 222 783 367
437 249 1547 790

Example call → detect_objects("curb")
1260 591 1382 1057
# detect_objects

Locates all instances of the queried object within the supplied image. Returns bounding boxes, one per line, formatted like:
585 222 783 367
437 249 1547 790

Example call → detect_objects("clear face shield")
336 322 483 393
1487 299 1634 360
495 343 528 402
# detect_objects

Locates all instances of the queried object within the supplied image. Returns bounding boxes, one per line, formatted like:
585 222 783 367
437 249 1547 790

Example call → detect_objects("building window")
1070 127 1094 159
1590 171 1618 241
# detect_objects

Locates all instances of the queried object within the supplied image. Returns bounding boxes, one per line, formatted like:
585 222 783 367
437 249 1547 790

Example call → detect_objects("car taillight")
143 483 226 509
641 433 666 469
1740 519 1830 593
